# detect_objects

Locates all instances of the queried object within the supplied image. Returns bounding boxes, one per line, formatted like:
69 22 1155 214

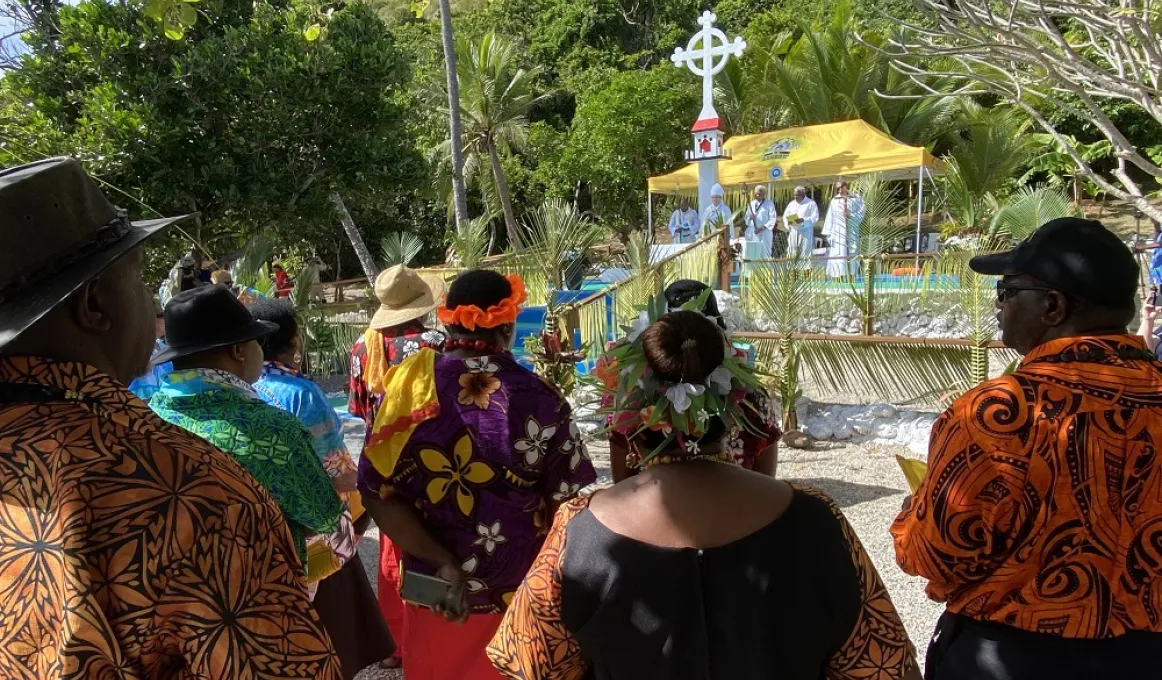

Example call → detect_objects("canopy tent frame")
647 119 943 247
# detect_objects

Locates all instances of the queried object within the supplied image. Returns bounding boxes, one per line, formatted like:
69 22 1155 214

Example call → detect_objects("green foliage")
3 0 429 279
510 198 607 305
446 214 492 270
723 3 960 144
988 187 1078 241
556 66 698 229
381 232 425 267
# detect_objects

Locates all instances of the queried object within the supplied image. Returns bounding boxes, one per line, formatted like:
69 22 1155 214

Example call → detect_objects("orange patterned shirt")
0 357 342 678
892 335 1162 638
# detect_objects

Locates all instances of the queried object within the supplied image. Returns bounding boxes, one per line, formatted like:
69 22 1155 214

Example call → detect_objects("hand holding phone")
401 567 468 622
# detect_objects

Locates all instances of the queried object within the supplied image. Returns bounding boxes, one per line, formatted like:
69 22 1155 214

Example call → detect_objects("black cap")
969 217 1139 309
153 285 277 364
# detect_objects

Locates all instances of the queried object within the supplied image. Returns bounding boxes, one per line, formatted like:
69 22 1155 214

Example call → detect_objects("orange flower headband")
437 274 527 330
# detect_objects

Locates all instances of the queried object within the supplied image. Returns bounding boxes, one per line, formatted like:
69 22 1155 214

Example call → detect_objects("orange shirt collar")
1020 333 1148 365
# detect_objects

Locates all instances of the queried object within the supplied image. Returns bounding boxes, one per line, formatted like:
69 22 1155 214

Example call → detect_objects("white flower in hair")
665 382 705 413
706 365 733 395
627 311 651 342
696 409 710 424
684 438 701 455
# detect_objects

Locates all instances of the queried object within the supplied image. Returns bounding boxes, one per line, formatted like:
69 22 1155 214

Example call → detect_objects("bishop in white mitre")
668 197 700 244
702 183 733 238
783 185 819 264
822 181 866 278
743 186 777 256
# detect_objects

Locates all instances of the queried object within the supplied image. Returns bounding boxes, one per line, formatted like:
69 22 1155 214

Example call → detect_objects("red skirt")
377 537 407 661
403 604 505 680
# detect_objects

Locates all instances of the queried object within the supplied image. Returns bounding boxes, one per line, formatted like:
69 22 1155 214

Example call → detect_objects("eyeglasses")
995 281 1055 302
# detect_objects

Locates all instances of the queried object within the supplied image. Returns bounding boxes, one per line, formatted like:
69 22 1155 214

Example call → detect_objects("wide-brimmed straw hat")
0 157 194 348
370 265 446 330
153 286 278 364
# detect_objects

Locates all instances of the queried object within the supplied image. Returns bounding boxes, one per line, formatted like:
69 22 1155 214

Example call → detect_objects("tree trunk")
438 0 469 229
488 140 522 250
330 192 379 285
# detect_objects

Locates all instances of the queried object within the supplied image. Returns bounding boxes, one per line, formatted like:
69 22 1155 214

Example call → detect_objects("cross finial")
671 10 746 130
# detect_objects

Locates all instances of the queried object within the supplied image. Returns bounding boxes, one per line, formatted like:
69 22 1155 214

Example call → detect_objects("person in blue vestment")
247 297 395 680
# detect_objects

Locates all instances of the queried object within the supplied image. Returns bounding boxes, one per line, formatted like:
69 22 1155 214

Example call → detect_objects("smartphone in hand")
400 570 456 611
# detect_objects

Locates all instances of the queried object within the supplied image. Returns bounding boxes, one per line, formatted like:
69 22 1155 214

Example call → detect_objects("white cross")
671 11 746 126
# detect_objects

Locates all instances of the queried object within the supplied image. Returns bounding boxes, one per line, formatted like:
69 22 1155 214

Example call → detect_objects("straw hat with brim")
370 264 447 330
0 157 195 349
153 286 278 365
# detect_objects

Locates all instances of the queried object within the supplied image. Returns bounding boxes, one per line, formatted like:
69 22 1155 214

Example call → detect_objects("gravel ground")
346 420 940 679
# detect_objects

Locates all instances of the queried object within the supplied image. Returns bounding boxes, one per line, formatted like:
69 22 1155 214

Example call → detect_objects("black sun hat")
0 157 195 348
969 217 1139 310
153 286 278 364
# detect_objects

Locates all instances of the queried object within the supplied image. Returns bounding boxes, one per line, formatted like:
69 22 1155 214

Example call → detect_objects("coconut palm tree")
437 0 469 228
436 32 550 250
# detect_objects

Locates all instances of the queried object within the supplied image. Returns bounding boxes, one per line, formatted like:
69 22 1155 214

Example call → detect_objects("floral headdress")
593 290 768 462
437 274 527 330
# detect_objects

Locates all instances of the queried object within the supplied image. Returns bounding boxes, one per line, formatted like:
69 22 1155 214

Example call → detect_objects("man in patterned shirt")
893 218 1162 680
0 158 340 678
348 263 446 669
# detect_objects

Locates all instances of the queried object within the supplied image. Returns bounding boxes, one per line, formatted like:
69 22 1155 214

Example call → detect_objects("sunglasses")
995 280 1056 302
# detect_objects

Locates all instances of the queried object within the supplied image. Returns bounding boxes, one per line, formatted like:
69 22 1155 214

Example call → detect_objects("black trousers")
925 611 1162 680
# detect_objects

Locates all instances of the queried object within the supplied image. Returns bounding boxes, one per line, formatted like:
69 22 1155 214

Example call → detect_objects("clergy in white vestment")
783 185 820 265
743 186 777 257
702 183 733 238
668 197 700 244
822 181 866 278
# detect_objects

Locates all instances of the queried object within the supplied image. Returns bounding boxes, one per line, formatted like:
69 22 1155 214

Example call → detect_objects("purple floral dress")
357 352 596 613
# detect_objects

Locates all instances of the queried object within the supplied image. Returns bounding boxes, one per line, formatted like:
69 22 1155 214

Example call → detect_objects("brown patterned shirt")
0 356 342 678
893 335 1162 638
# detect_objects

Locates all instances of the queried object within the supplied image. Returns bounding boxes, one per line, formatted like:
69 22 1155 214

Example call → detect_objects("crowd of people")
667 182 866 272
4 155 1162 680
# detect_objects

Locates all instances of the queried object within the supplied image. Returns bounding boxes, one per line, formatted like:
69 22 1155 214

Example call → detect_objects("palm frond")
381 232 424 267
233 236 274 291
447 215 492 270
988 186 1077 241
519 198 607 306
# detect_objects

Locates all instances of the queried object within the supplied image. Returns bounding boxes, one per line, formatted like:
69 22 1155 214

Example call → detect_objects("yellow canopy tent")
648 119 942 193
648 119 944 253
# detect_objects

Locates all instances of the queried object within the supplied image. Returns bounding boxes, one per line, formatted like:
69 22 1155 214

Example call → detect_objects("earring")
294 352 303 364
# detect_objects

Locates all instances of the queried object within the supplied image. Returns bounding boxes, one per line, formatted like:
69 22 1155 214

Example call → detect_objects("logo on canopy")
769 166 784 180
761 137 798 161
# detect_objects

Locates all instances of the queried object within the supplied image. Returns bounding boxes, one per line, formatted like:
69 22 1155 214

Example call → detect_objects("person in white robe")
783 186 820 265
668 197 700 244
743 186 777 257
702 183 733 238
821 182 866 279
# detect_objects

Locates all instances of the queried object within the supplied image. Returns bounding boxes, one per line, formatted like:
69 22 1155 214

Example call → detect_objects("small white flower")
706 365 733 395
422 330 444 344
684 438 701 455
664 382 705 413
627 311 650 342
473 521 507 555
465 357 501 374
552 481 581 501
696 409 710 424
514 417 557 465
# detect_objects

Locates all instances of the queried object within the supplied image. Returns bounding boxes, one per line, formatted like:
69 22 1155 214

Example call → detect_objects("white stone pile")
797 400 938 455
716 291 990 340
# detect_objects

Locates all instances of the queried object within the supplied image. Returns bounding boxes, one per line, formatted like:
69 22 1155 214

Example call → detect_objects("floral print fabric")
893 335 1162 638
348 321 445 425
0 356 341 678
358 352 597 613
151 368 344 566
